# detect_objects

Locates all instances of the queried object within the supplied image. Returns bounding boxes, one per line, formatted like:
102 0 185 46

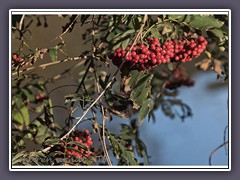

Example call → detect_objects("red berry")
75 137 80 141
116 48 121 53
84 129 89 134
152 59 157 64
198 36 205 42
131 51 137 57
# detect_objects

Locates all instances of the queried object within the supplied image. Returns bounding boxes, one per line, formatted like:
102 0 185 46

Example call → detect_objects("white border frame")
9 9 231 171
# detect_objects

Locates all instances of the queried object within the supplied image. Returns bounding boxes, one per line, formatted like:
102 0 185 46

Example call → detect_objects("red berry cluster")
12 54 24 63
66 129 94 159
35 93 45 101
109 36 207 71
165 67 195 90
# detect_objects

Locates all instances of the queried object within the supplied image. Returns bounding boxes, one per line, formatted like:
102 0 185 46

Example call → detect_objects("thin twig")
93 64 112 166
90 110 109 163
91 16 112 166
51 15 80 42
19 15 25 31
209 141 229 165
223 125 228 155
12 56 86 76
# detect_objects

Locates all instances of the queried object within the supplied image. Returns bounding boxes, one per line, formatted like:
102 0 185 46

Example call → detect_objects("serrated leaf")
121 38 130 50
49 47 57 62
120 29 135 39
130 74 152 100
128 70 142 87
133 86 151 109
189 15 224 30
139 98 151 122
119 144 138 165
150 27 161 38
208 28 224 38
106 32 115 42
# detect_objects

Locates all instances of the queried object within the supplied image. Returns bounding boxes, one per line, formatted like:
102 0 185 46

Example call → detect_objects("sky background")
106 71 228 166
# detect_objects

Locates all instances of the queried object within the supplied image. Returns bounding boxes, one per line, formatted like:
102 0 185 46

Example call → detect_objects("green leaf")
42 138 59 147
23 130 34 140
189 15 224 30
21 88 35 102
171 24 180 38
121 38 130 50
168 15 184 21
167 62 174 71
128 70 142 87
12 109 23 125
180 15 192 22
168 15 192 23
34 123 49 144
119 144 138 165
12 94 24 109
132 16 141 31
130 73 152 101
139 98 151 122
64 93 92 107
81 15 90 25
208 28 224 39
49 47 57 62
106 32 115 42
150 27 161 38
120 29 135 39
134 86 151 108
12 106 30 126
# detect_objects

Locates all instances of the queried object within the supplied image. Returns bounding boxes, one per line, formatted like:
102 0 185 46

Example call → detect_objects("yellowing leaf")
195 58 212 71
213 59 223 76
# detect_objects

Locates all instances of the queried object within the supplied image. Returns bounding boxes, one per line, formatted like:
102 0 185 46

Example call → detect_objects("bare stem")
209 141 229 165
93 64 112 166
12 56 86 76
51 15 80 42
19 15 25 31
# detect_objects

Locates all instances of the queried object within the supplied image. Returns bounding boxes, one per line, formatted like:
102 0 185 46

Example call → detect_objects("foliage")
11 14 229 166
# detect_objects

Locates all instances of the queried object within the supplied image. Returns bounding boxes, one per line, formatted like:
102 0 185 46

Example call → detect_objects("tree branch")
12 56 86 76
